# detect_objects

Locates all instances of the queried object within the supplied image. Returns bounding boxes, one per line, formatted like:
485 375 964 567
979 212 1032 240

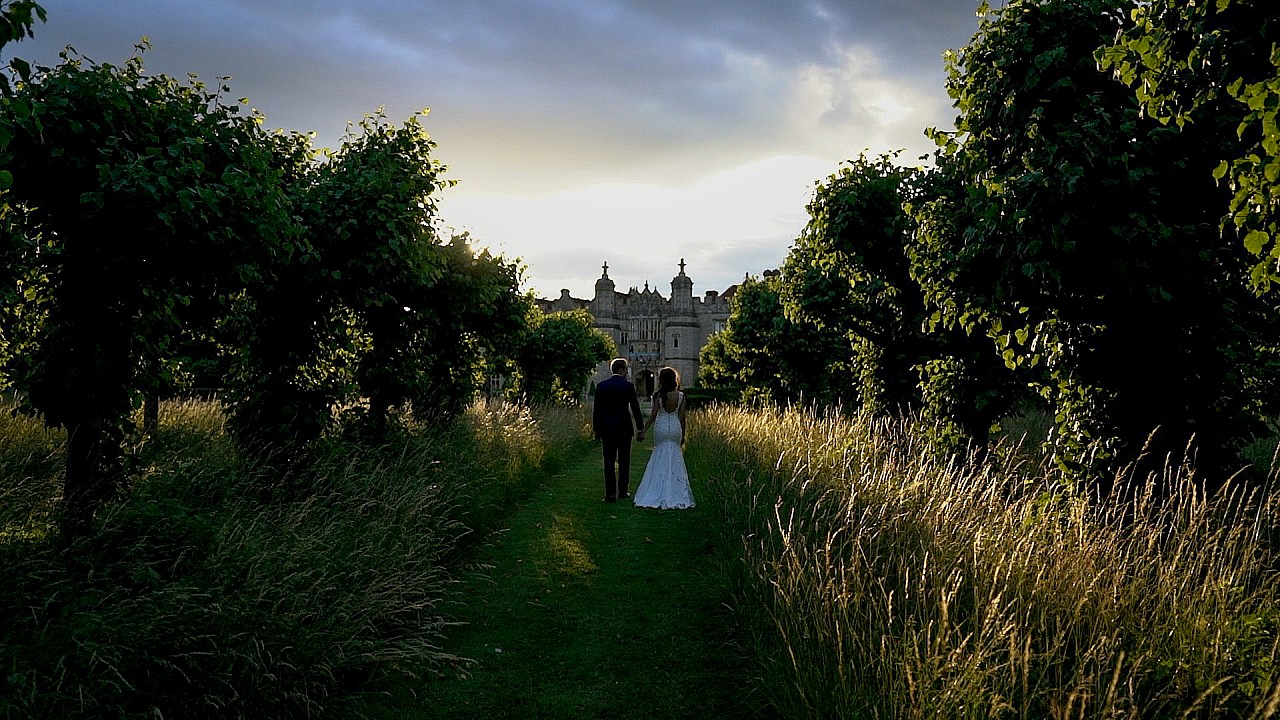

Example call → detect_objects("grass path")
369 441 759 719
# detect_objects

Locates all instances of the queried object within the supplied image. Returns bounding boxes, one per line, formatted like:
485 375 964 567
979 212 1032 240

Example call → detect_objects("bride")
633 367 695 509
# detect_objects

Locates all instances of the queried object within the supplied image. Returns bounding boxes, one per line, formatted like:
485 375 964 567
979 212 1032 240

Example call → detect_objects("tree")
0 0 46 384
219 127 337 455
911 0 1280 482
695 328 741 393
0 46 297 526
1102 0 1280 291
510 308 614 404
707 156 1018 446
313 110 452 430
906 167 1029 451
697 275 847 406
227 111 535 447
394 235 532 421
780 154 937 415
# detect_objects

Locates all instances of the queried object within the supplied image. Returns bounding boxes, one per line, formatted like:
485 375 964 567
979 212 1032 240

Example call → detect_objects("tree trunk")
143 390 160 436
62 420 108 535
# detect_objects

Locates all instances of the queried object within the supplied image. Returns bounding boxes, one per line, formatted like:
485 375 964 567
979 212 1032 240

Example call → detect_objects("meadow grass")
0 397 588 719
0 400 65 537
7 396 1278 718
685 403 1280 719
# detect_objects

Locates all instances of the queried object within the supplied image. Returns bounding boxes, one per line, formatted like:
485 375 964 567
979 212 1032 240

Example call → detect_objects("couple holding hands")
591 357 695 510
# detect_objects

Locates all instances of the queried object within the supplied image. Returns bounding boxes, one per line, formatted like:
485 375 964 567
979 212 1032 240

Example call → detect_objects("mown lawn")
364 443 765 719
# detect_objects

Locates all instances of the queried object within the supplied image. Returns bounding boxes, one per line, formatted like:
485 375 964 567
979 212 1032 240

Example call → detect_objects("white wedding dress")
633 392 695 509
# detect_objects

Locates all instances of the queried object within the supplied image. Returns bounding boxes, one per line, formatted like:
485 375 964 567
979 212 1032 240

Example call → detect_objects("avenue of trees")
0 23 612 528
702 0 1280 486
3 0 1277 523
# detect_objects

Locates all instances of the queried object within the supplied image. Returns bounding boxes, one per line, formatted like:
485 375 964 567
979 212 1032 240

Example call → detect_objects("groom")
592 357 645 502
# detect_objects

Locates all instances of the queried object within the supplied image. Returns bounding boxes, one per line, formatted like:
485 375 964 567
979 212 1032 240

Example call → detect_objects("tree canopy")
1103 0 1280 291
0 45 296 524
913 0 1280 478
779 154 925 414
0 46 536 524
705 0 1280 486
509 308 615 404
698 274 847 407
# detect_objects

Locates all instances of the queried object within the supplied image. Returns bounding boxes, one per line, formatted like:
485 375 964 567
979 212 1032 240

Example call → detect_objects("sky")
11 1 987 299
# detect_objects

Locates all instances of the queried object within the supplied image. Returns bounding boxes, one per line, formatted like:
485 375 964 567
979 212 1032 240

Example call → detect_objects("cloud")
439 155 832 297
434 38 952 298
17 0 983 297
779 45 954 161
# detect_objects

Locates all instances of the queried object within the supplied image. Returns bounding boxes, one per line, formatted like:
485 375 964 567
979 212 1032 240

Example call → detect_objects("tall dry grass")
686 404 1280 719
0 401 65 536
0 397 589 719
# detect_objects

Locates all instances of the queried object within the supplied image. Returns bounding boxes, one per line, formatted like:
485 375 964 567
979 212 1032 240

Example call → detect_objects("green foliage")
397 235 532 421
0 0 46 107
0 398 583 719
697 274 847 406
0 0 46 193
305 109 455 428
780 153 924 413
0 0 41 46
0 45 297 525
705 155 1021 449
914 352 1015 453
225 111 534 451
694 326 739 392
1103 0 1280 291
0 45 536 524
911 0 1280 480
509 308 615 404
0 205 45 390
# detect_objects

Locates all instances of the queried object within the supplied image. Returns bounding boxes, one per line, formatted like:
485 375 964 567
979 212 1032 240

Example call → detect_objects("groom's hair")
610 357 628 374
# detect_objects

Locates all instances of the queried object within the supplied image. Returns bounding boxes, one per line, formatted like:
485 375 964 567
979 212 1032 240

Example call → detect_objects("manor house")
536 260 736 395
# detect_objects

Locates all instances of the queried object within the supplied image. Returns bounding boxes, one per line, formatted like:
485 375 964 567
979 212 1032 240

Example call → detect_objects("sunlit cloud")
780 45 951 161
440 155 832 297
439 43 950 298
20 0 983 298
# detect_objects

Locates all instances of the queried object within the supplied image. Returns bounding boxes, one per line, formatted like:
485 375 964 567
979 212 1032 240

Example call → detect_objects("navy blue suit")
592 373 645 500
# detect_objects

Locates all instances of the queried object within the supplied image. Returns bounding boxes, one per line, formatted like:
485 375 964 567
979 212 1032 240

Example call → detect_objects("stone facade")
535 260 737 395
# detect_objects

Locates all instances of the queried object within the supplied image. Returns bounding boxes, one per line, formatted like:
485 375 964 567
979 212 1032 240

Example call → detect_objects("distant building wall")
534 260 737 392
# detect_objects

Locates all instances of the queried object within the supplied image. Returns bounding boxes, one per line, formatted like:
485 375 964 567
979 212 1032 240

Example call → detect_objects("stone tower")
591 261 621 340
664 259 701 386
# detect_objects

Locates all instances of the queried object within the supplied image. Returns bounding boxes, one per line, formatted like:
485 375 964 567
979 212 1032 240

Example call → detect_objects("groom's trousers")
601 435 633 500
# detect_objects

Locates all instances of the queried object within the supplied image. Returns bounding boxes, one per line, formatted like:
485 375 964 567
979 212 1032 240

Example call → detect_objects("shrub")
0 398 588 719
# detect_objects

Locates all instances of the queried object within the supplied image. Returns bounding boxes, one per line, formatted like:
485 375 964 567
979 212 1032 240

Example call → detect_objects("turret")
670 258 694 315
664 259 701 384
593 261 617 321
589 261 622 384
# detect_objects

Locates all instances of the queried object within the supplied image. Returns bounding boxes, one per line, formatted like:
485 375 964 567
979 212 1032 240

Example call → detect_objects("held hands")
636 429 645 442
